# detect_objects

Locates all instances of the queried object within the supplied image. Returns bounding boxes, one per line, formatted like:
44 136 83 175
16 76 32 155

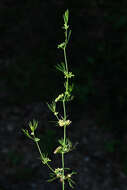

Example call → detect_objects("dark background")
1 0 127 190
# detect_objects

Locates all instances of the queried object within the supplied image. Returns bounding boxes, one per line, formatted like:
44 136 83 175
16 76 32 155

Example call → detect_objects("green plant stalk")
62 152 65 190
34 136 54 173
62 99 67 190
62 41 69 190
64 32 69 92
63 100 67 143
61 14 71 190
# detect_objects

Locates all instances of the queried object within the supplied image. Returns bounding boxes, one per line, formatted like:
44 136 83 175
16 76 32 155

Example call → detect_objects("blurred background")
1 0 127 189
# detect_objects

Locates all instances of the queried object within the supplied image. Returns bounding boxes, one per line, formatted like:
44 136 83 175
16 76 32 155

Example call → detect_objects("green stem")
62 100 66 190
64 47 69 92
47 163 54 173
55 114 60 121
35 138 54 173
64 47 68 73
62 153 65 190
61 28 69 190
63 100 67 143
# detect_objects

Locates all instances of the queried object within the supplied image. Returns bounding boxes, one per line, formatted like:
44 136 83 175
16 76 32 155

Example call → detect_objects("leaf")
68 83 74 93
71 171 77 175
34 138 40 142
64 9 69 24
64 168 70 170
68 178 75 188
47 173 56 182
57 42 66 49
47 177 57 182
58 138 64 146
29 120 38 131
22 129 33 140
55 62 66 73
33 120 38 130
47 101 56 113
41 154 51 164
67 29 72 42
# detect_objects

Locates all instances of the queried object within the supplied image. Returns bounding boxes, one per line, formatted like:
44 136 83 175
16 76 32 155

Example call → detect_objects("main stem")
64 47 69 92
62 152 65 190
62 45 68 190
62 99 66 190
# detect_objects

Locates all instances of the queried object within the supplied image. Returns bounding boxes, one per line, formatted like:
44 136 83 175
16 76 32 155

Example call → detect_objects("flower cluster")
58 119 71 127
54 138 73 154
55 168 64 178
64 71 75 78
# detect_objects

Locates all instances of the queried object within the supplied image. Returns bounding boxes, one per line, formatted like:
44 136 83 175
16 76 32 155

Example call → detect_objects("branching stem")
35 137 54 173
62 43 68 190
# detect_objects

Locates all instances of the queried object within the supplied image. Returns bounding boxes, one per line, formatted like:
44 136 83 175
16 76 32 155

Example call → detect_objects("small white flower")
58 119 71 127
55 168 63 178
54 112 58 116
64 71 75 78
58 119 65 127
65 120 72 126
